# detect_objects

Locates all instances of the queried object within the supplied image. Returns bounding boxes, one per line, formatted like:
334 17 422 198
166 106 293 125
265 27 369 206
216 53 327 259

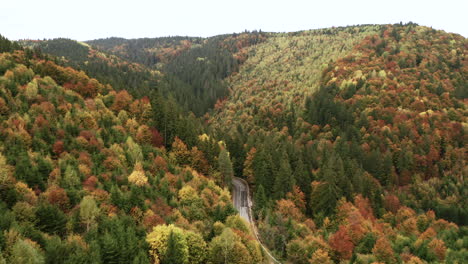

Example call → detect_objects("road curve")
232 177 282 264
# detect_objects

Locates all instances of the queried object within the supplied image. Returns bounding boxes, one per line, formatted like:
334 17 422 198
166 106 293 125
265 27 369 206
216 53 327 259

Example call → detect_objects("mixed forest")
0 23 466 264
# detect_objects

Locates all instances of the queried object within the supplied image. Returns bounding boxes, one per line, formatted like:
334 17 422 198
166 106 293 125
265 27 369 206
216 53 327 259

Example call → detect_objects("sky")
1 0 467 41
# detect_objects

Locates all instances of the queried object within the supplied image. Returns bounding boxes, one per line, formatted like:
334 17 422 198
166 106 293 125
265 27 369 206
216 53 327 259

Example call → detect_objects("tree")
310 154 344 216
112 90 133 111
15 152 41 190
428 238 446 262
100 231 120 263
126 136 143 164
163 231 188 264
80 195 100 232
329 225 354 260
309 249 333 264
128 162 148 186
44 185 69 210
185 232 207 264
146 224 189 264
252 149 273 196
35 203 67 236
136 125 153 145
0 153 12 186
286 238 310 264
372 237 396 264
310 181 340 218
62 165 80 190
9 239 45 264
273 150 294 199
254 184 268 213
243 147 256 185
218 147 234 190
209 228 248 264
25 79 38 100
150 128 164 148
293 158 311 197
286 186 306 214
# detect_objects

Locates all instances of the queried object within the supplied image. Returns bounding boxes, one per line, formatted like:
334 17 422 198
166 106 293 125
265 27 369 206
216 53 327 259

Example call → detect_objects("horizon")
9 22 467 42
1 0 467 41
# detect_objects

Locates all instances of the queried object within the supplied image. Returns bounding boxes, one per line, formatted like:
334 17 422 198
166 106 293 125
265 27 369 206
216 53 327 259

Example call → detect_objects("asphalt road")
232 177 282 264
232 177 250 221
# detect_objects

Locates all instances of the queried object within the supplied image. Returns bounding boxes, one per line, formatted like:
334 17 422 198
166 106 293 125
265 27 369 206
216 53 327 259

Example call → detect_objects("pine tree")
253 149 273 197
101 232 120 264
35 203 67 236
163 231 188 264
15 152 41 190
254 184 268 214
293 158 310 197
310 153 344 216
273 150 294 199
218 147 234 190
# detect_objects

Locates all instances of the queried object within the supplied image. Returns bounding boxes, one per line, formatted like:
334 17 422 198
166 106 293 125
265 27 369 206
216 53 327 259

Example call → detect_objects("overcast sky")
1 0 467 41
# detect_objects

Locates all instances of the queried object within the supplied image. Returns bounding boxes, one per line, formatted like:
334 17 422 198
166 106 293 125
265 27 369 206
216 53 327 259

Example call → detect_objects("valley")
0 22 466 264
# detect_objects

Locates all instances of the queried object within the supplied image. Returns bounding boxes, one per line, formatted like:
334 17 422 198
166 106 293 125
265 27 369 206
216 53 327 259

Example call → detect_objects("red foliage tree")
150 127 164 148
329 225 354 260
111 90 132 111
53 140 64 155
44 185 69 210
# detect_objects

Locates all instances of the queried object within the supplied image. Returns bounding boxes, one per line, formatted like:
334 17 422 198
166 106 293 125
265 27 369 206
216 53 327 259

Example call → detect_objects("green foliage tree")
146 224 189 264
163 231 188 264
218 147 234 190
273 150 294 199
79 196 100 232
185 232 207 264
35 203 67 236
9 239 45 264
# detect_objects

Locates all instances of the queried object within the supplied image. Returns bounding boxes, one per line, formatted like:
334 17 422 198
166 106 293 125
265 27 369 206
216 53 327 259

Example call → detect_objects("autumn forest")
0 23 466 264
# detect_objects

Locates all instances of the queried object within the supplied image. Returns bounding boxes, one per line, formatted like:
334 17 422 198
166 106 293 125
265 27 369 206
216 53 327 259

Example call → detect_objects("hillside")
20 33 267 116
209 23 467 263
17 38 160 96
88 32 267 115
0 39 265 263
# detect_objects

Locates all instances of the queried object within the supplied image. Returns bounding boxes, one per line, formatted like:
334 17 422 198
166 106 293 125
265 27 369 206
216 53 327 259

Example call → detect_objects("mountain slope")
209 25 383 132
0 39 265 263
209 23 467 263
18 38 160 95
88 32 267 115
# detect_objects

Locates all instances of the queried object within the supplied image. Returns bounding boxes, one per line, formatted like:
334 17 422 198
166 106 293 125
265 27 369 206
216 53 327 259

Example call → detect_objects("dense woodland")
0 23 467 264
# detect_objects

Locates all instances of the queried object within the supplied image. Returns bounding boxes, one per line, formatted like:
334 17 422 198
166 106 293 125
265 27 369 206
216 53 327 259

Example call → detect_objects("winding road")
232 177 282 264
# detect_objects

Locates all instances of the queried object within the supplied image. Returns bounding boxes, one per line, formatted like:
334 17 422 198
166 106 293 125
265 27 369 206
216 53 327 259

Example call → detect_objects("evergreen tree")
252 149 273 197
101 232 120 264
163 231 188 264
273 150 294 199
218 147 234 190
293 158 311 197
310 153 344 216
35 203 67 236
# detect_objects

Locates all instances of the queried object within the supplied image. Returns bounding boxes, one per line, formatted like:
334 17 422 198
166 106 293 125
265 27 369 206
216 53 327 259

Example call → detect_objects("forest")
0 23 466 264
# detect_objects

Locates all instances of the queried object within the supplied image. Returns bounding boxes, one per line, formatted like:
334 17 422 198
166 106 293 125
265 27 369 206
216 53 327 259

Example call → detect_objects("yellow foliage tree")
0 153 12 186
309 249 333 264
25 79 38 100
128 162 148 186
146 224 188 264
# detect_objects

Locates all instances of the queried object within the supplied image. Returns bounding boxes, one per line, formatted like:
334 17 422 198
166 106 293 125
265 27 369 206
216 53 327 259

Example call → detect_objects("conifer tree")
163 231 188 264
273 150 294 199
218 147 234 190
